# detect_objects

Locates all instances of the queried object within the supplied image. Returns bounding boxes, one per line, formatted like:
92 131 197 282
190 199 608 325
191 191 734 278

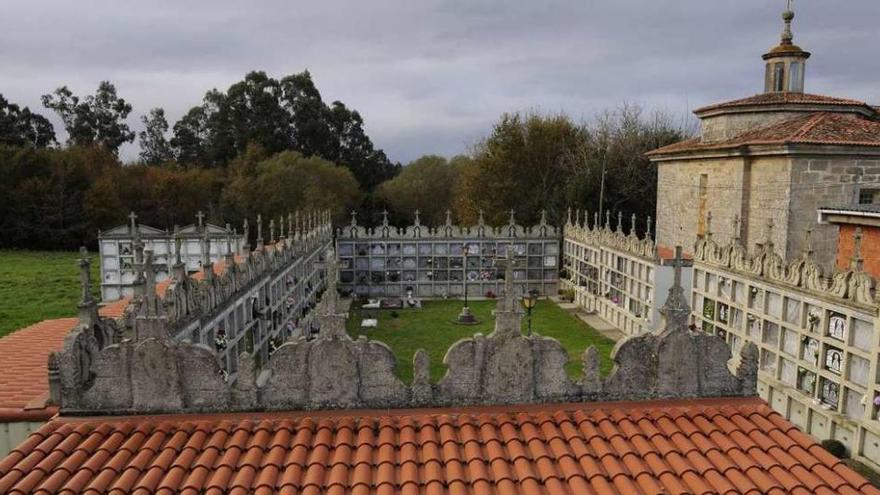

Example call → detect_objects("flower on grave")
214 330 228 351
874 394 880 407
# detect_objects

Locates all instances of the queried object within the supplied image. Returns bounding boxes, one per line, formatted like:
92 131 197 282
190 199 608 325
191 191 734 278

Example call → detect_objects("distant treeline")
1 73 691 250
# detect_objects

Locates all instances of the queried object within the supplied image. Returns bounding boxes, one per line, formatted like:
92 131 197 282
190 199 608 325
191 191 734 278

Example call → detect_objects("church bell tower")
763 1 810 93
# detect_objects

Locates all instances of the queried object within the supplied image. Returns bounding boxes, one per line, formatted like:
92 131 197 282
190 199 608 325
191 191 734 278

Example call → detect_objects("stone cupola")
763 1 810 93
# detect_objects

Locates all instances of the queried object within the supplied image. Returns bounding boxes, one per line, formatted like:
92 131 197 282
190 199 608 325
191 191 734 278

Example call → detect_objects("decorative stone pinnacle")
605 210 611 230
646 216 653 240
540 210 547 225
143 250 158 317
706 211 713 240
630 213 636 234
78 247 92 306
350 210 357 226
594 212 599 231
851 227 864 271
269 219 275 242
733 214 742 243
446 210 452 226
242 218 250 248
616 211 623 232
256 214 263 244
173 226 182 265
659 246 690 335
196 210 205 229
478 209 485 225
567 208 572 226
509 209 515 225
414 209 421 225
382 209 389 226
804 228 813 258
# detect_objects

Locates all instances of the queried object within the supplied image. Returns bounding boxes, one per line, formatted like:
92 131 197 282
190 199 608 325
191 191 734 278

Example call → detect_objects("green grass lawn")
347 299 616 383
0 250 100 338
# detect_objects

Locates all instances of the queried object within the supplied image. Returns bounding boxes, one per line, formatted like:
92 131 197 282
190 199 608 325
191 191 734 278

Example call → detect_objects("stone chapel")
648 4 880 269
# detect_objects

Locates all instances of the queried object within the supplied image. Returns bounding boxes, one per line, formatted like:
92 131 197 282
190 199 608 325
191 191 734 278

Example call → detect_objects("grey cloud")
1 0 878 164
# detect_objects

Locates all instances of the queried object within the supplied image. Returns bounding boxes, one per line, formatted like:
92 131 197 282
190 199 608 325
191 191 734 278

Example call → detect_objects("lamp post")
522 289 538 336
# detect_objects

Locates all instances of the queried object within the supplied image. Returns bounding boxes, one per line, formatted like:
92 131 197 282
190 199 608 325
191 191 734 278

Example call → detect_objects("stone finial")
76 247 92 305
540 209 547 226
850 227 864 271
646 216 653 240
173 226 183 265
659 246 690 335
269 218 276 243
196 210 206 229
593 211 599 231
577 209 582 228
350 210 357 227
781 0 795 46
242 218 250 250
478 209 485 226
414 209 421 226
143 250 159 317
508 209 516 226
732 214 742 243
256 214 264 247
382 209 389 226
616 211 623 233
803 228 813 259
288 212 293 237
706 211 713 240
604 210 611 230
630 213 637 235
566 208 572 226
446 209 453 226
279 216 285 239
201 228 211 267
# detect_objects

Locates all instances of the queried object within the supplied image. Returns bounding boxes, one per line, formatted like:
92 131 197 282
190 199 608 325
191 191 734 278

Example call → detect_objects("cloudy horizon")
2 0 879 164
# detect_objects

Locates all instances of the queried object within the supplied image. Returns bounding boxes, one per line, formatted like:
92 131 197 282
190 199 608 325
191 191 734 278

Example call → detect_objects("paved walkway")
551 298 626 341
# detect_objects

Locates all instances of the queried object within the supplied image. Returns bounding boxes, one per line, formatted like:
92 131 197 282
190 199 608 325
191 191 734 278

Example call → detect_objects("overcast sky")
2 0 878 164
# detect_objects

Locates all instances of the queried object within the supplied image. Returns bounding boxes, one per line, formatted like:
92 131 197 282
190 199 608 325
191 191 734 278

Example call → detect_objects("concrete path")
551 297 625 342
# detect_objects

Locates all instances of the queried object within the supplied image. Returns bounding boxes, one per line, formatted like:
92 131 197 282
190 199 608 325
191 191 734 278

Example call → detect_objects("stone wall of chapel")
700 111 804 143
742 156 793 255
788 157 879 268
655 157 746 253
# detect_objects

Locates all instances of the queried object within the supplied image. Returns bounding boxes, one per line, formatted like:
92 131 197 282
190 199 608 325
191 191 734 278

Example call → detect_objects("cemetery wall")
562 211 689 336
336 211 560 299
691 231 880 469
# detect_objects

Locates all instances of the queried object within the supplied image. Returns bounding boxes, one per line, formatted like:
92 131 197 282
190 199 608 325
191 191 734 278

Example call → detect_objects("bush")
821 439 848 459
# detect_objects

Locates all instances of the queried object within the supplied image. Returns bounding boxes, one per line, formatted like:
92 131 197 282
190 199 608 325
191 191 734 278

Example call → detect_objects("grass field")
347 299 616 383
0 250 100 338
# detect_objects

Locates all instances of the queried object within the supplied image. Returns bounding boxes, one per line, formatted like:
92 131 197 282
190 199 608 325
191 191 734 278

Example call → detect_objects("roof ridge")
791 112 830 140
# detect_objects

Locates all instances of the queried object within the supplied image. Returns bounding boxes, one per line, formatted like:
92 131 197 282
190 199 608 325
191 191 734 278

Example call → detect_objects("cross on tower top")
128 211 138 229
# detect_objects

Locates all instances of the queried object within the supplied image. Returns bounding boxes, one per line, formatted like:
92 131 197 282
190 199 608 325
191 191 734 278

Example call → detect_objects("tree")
138 108 173 165
222 150 361 228
170 70 398 191
454 112 589 228
41 81 135 153
0 94 55 148
377 155 465 225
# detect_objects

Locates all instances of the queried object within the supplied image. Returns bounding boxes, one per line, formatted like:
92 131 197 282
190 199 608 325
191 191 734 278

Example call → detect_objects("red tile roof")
694 92 873 114
0 397 875 495
0 318 77 422
649 112 880 156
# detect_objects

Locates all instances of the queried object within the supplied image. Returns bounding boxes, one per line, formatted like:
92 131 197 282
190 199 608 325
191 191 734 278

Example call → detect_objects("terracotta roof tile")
2 397 878 495
0 317 78 421
650 111 880 156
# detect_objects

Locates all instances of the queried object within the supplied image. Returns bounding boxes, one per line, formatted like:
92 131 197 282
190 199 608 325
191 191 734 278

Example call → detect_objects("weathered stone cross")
196 210 205 229
128 211 138 231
